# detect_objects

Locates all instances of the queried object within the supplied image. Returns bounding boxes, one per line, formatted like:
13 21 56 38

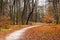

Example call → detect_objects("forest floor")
0 22 60 40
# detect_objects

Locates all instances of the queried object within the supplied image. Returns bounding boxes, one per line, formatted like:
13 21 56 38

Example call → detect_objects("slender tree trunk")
26 6 34 24
21 0 27 25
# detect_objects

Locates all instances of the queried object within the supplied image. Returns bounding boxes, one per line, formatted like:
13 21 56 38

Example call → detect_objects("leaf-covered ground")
0 23 60 40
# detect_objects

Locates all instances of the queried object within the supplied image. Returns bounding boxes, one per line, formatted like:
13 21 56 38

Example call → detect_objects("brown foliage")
42 13 56 24
0 16 10 27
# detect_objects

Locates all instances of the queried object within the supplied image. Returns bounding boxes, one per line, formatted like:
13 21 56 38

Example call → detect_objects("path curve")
5 25 41 40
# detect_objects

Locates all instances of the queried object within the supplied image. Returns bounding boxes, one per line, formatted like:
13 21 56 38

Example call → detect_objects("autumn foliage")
0 16 10 27
43 13 56 24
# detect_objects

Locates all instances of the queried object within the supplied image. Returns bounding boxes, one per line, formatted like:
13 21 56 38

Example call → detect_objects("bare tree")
47 0 60 24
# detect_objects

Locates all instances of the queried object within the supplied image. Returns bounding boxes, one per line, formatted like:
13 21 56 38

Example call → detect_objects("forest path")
5 25 41 40
0 23 43 40
0 23 60 40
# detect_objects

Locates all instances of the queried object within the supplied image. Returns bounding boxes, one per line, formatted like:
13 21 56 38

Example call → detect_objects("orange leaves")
43 13 55 23
0 16 10 27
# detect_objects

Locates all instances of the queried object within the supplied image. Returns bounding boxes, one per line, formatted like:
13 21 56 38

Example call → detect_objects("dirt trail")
5 24 60 40
5 25 41 40
0 24 60 40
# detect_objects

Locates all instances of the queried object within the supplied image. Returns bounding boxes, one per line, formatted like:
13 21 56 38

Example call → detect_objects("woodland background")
0 0 60 40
